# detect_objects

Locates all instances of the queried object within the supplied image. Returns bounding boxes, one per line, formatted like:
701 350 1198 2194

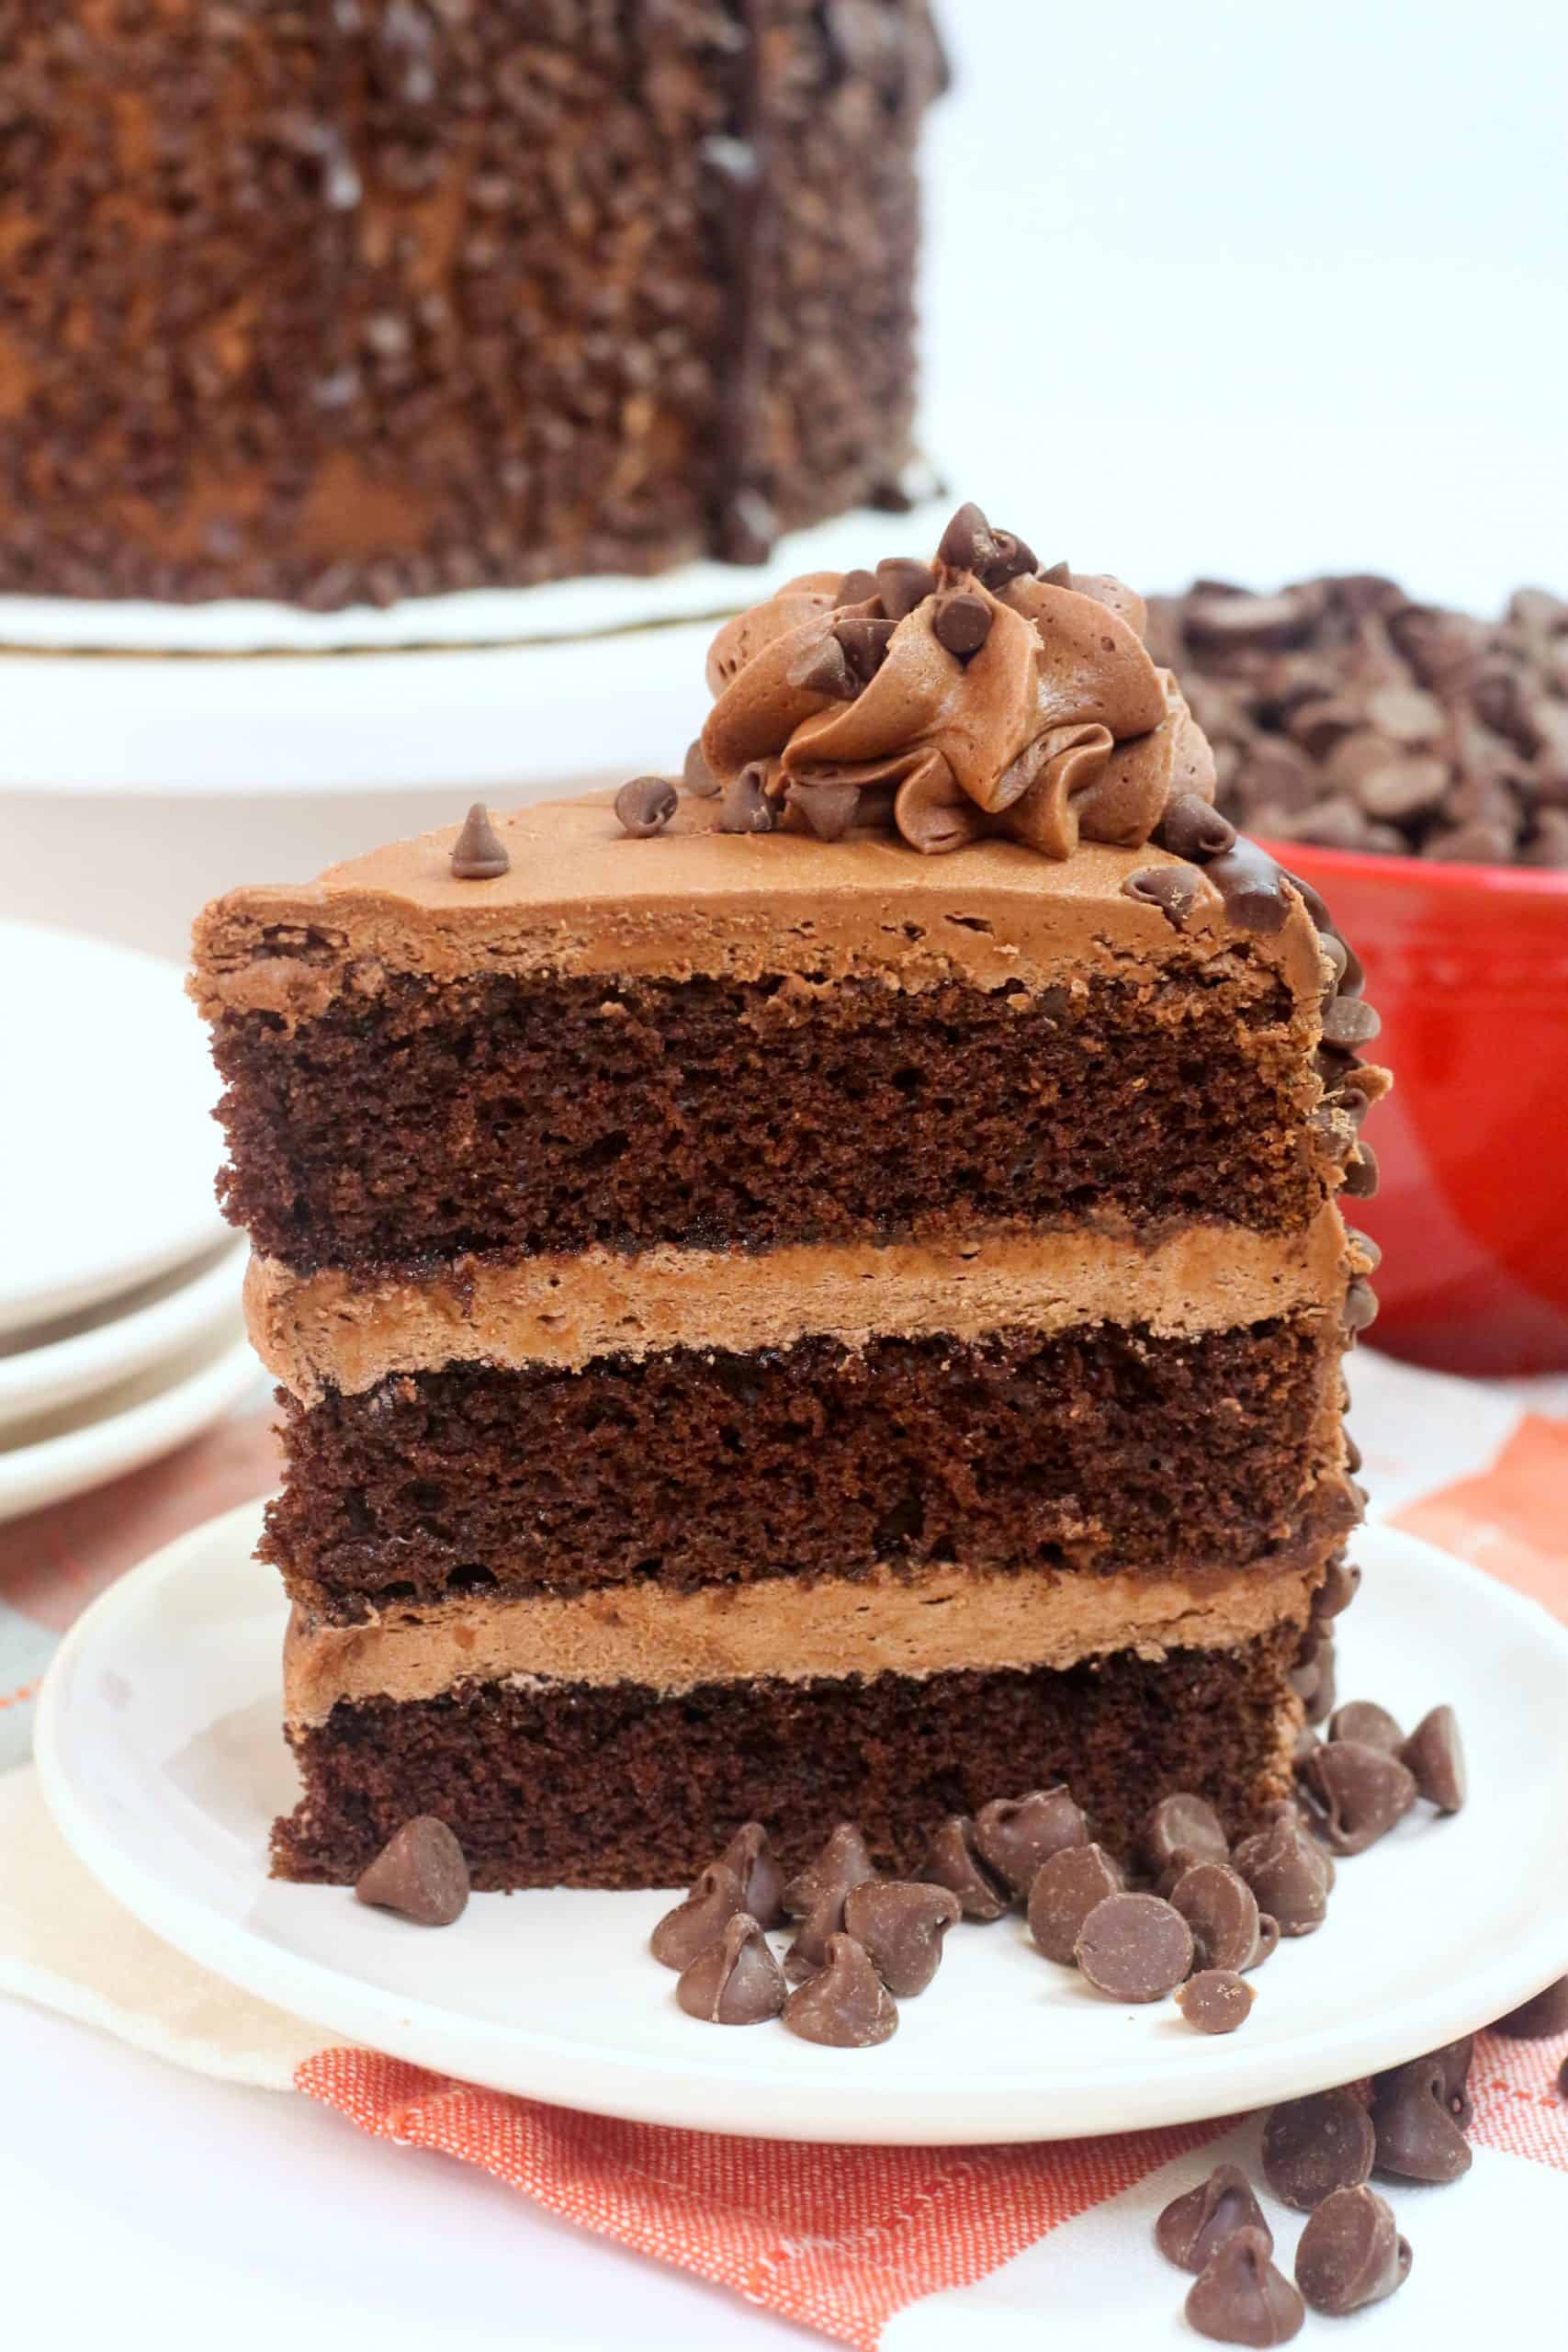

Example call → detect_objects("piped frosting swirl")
700 502 1217 857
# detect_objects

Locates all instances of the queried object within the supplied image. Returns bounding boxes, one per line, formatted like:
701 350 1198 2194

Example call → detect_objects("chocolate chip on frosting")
1232 1813 1331 1938
1294 2186 1412 2316
936 499 996 573
1320 994 1382 1049
787 630 861 702
716 1821 786 1929
1370 2057 1473 2182
1158 791 1237 861
842 1880 961 1996
1186 2227 1305 2346
875 556 938 619
1169 1863 1266 1973
833 613 897 683
782 1932 898 2047
1156 2164 1273 2273
920 1814 1011 1922
614 775 679 837
354 1815 469 1926
1027 1842 1125 1964
1202 838 1293 933
835 565 881 608
1122 862 1201 929
1074 1893 1195 2002
1303 1739 1416 1854
931 588 994 659
449 802 510 880
1262 2089 1375 2211
715 765 775 833
649 1862 747 1971
1399 1704 1468 1812
788 776 862 841
1178 1969 1256 2035
974 1787 1089 1898
682 737 720 797
675 1912 786 2025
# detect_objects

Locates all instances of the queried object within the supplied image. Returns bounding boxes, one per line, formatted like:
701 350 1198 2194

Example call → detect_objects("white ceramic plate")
0 1241 246 1432
0 926 228 1334
35 1507 1568 2144
0 1329 256 1525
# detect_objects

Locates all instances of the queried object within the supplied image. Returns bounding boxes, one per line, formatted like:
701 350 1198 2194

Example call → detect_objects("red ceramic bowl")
1257 839 1568 1375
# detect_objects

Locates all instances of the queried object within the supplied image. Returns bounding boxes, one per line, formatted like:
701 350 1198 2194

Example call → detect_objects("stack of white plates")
0 924 255 1524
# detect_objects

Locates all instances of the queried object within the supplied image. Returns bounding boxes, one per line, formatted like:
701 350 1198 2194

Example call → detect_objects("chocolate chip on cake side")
191 502 1388 1901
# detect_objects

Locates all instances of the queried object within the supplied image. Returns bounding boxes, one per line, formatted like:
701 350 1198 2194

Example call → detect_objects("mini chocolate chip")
1145 1792 1230 1874
1343 1278 1380 1336
787 630 861 701
789 778 862 842
715 766 775 833
977 526 1037 589
354 1816 469 1926
1186 2227 1305 2346
1320 994 1382 1048
920 1815 1010 1921
1312 1556 1361 1621
1326 1700 1404 1752
783 1823 877 1977
834 614 897 683
835 566 881 608
1399 1705 1467 1812
1304 1739 1416 1854
715 1822 786 1928
1179 1969 1255 2034
782 1932 897 2047
450 802 510 880
1170 1863 1264 1972
1156 2164 1273 2273
1205 839 1292 934
675 1912 785 2025
1075 1893 1194 2001
1038 559 1073 586
1289 1628 1337 1725
875 556 937 619
614 775 679 837
936 500 995 573
1370 2058 1473 2182
649 1862 747 1970
1027 1842 1125 1964
1262 2090 1375 2211
1122 863 1201 929
974 1786 1089 1898
1419 2035 1476 2127
842 1880 961 1996
1233 1814 1331 1937
1295 2186 1412 2316
682 737 720 797
1342 1140 1380 1199
931 588 994 658
1158 792 1237 861
1494 1975 1568 2038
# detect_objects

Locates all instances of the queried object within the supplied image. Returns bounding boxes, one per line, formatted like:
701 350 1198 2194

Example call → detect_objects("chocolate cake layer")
0 3 941 605
211 960 1323 1277
262 1313 1348 1619
273 1626 1303 1889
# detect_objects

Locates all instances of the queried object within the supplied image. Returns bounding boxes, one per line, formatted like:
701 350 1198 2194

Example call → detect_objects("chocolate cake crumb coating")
209 961 1324 1276
264 1314 1346 1619
0 2 941 607
275 1628 1303 1891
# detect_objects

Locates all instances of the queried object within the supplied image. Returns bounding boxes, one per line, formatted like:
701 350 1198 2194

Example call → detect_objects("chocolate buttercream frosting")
699 503 1217 858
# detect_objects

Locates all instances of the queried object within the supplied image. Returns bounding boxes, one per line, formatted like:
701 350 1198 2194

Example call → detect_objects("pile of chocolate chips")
647 1664 1467 2051
1147 576 1568 865
1156 1967 1568 2342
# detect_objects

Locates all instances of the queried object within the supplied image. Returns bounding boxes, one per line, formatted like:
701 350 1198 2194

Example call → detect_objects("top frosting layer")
699 501 1216 857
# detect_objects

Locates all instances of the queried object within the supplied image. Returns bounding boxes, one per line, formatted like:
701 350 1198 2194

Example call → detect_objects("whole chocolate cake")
0 2 943 608
190 502 1383 1889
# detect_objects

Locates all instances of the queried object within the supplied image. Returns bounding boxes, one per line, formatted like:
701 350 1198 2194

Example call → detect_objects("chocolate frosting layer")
700 503 1217 858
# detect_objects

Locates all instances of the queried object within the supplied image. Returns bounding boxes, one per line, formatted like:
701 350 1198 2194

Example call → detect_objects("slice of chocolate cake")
190 502 1383 1890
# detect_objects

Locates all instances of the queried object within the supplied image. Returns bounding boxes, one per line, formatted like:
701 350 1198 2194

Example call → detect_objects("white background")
5 6 1566 2346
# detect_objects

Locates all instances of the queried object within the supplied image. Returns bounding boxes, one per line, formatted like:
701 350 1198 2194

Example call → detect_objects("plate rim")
0 1331 255 1522
0 1240 247 1424
34 1502 1568 2146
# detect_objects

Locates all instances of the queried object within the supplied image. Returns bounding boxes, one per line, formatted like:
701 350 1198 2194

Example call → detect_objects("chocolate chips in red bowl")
1150 574 1568 1375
